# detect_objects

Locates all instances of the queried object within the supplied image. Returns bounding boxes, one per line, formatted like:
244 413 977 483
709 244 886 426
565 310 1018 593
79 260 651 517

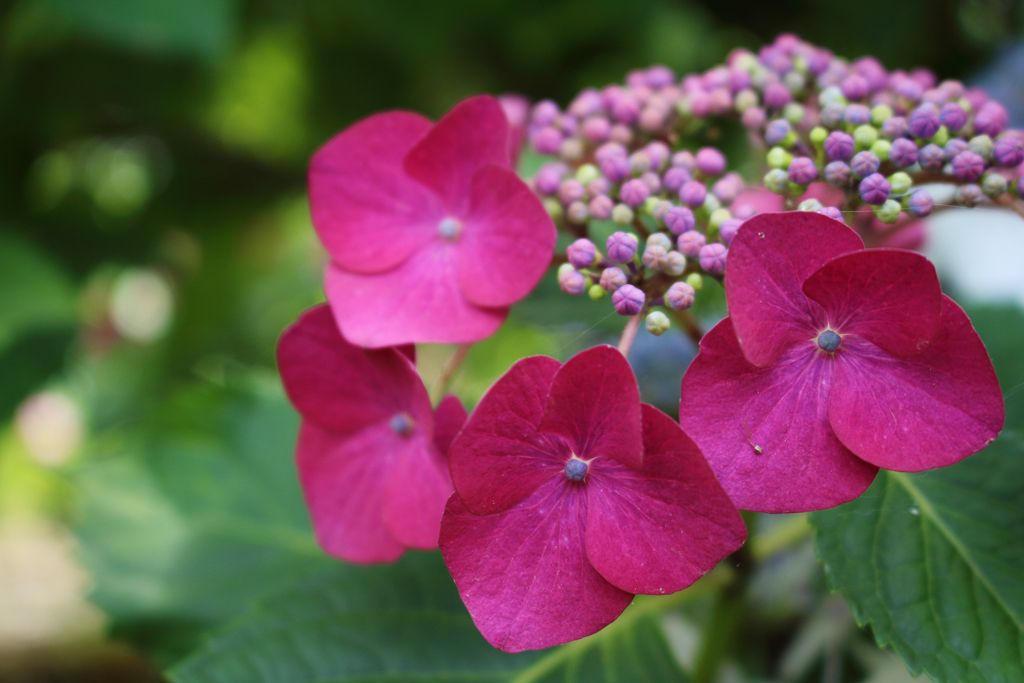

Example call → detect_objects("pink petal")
296 421 406 564
829 295 1004 471
277 304 432 435
586 405 746 595
538 345 644 469
433 394 468 456
382 441 451 550
458 164 557 307
404 95 511 217
802 249 942 358
727 212 864 367
448 356 564 515
439 482 633 652
309 111 442 274
679 319 878 513
325 244 508 348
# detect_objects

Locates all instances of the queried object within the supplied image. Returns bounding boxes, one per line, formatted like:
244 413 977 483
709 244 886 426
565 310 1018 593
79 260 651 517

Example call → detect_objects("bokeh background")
1 0 1023 681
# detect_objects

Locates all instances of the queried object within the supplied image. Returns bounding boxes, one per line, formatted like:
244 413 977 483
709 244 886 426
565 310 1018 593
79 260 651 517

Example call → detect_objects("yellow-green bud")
767 146 793 169
708 208 732 230
809 126 828 146
874 199 901 223
888 172 912 196
645 311 671 337
854 125 878 149
871 139 891 162
588 284 606 300
575 164 600 184
870 104 894 127
930 125 949 147
686 273 704 290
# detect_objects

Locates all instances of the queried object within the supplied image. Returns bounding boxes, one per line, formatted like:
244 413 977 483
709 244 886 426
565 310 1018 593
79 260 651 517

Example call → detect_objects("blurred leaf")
0 231 76 354
169 550 701 683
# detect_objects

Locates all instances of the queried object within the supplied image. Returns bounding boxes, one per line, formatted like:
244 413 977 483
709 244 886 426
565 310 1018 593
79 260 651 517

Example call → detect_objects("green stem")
430 343 473 404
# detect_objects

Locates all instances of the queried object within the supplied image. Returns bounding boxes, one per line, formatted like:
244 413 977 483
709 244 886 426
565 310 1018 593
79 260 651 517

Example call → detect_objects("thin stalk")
617 314 642 357
430 343 473 404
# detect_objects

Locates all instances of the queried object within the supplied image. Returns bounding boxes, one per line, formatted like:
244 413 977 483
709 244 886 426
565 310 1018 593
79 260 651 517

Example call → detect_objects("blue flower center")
817 329 842 353
438 217 462 240
564 458 588 482
389 412 416 437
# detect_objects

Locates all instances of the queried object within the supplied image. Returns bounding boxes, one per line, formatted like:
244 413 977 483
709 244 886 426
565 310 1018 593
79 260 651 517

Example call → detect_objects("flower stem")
430 342 473 404
617 314 642 357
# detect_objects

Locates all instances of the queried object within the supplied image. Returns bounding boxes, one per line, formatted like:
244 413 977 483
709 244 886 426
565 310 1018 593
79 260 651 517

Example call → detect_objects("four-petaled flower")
440 345 746 652
309 95 556 348
679 212 1004 513
278 304 467 563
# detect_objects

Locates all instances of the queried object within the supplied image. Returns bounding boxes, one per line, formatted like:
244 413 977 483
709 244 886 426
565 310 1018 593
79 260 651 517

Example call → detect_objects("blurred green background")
0 0 1022 681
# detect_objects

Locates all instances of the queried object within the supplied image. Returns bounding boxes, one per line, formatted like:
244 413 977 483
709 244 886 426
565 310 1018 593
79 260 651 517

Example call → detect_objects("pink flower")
309 95 556 348
440 346 746 652
277 304 468 563
679 212 1004 513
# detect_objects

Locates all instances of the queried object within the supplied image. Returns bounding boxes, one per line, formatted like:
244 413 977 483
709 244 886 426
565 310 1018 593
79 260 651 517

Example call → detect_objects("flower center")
816 329 842 353
564 457 588 482
438 217 462 241
389 412 416 437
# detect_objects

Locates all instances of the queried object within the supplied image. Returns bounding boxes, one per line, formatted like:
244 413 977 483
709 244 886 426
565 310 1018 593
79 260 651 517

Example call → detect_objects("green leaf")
168 551 709 683
0 231 76 354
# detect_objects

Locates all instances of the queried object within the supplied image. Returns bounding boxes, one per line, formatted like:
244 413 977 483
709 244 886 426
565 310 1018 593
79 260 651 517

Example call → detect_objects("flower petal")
727 212 864 367
679 319 878 513
538 345 644 469
829 295 1004 471
439 482 633 652
802 249 942 357
404 95 511 217
448 356 564 516
459 164 557 307
325 245 508 348
585 405 747 595
309 111 442 274
382 442 451 550
277 304 432 434
296 421 406 564
433 394 468 457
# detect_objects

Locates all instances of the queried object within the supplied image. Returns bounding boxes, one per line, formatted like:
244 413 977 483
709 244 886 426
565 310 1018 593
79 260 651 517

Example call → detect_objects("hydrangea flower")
278 304 468 562
440 346 746 652
310 95 557 348
679 212 1004 512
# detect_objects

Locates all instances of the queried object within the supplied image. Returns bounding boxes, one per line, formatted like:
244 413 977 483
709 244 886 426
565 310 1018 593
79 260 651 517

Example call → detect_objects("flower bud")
696 147 726 176
853 124 878 149
566 201 589 224
889 138 918 168
873 199 902 223
765 119 793 146
944 138 969 160
764 168 790 194
951 151 986 183
888 172 912 196
665 250 687 276
663 167 692 193
532 126 563 154
930 125 949 147
645 311 671 337
841 74 868 100
620 179 650 208
686 272 703 290
859 173 891 205
719 218 743 245
819 85 846 107
699 243 727 275
708 208 732 232
677 230 707 258
559 267 587 295
881 116 910 140
612 284 645 315
939 102 967 132
818 206 844 221
558 179 585 206
955 183 983 207
666 281 696 310
824 161 852 186
599 266 627 292
543 198 563 220
582 116 612 143
851 151 880 178
973 101 1008 137
820 102 846 128
534 162 568 195
767 146 793 169
982 173 1008 198
764 82 792 109
679 181 708 208
652 199 673 222
994 136 1024 167
870 139 891 162
742 106 767 129
575 164 601 184
908 104 941 139
606 231 638 262
783 102 805 125
611 204 635 226
844 104 871 126
642 245 669 271
870 104 894 126
588 284 606 300
906 189 934 217
589 195 614 221
918 143 945 170
824 131 855 160
797 199 823 211
640 172 661 194
788 157 818 186
968 134 994 160
665 206 696 235
712 173 743 204
567 238 598 269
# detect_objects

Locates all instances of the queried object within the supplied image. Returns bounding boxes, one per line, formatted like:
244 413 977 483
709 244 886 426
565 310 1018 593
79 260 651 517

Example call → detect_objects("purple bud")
612 284 645 315
742 106 767 129
566 201 588 224
894 78 923 101
708 88 733 115
569 89 602 118
788 157 818 185
908 104 941 139
922 88 947 107
640 171 661 194
599 267 627 292
955 183 984 207
698 243 727 275
663 166 692 192
824 160 852 186
611 93 640 123
843 104 872 126
671 150 697 171
733 203 758 220
534 162 568 195
646 65 676 88
686 90 711 118
939 102 967 133
595 142 627 163
944 138 969 161
531 126 563 154
840 74 868 101
765 119 793 146
679 181 708 208
940 80 965 100
889 138 919 168
606 231 638 262
974 102 1008 137
582 116 612 143
881 116 911 140
645 142 671 169
677 230 706 258
850 151 881 178
952 151 986 182
652 200 673 221
763 82 792 109
729 67 752 93
531 100 559 127
567 238 597 269
907 189 934 217
620 178 650 208
665 206 696 234
719 218 743 245
642 245 668 270
820 103 846 128
556 114 578 137
628 151 652 175
824 131 855 160
817 206 844 221
586 177 610 199
712 173 743 204
559 268 587 295
918 144 945 170
589 195 614 220
853 56 887 92
557 179 585 206
609 124 632 145
993 136 1024 167
600 156 631 183
858 173 891 205
666 281 696 311
696 147 726 176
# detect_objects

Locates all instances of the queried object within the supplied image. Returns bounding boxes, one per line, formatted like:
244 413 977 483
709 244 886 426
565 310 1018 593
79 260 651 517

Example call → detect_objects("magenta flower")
440 346 746 652
278 304 468 563
679 212 1005 513
310 95 557 348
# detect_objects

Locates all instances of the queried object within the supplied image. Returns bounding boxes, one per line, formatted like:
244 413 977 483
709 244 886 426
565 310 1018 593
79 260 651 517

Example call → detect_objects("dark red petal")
448 356 564 515
439 483 633 653
277 304 432 435
802 249 942 357
586 405 747 595
459 164 557 307
538 345 644 469
433 394 469 457
727 212 864 367
679 319 878 513
404 95 511 217
309 110 441 274
830 295 1004 471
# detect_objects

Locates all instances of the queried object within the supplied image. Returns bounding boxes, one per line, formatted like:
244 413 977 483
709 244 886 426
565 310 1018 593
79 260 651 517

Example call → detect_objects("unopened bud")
606 231 638 262
645 311 671 336
612 284 645 315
